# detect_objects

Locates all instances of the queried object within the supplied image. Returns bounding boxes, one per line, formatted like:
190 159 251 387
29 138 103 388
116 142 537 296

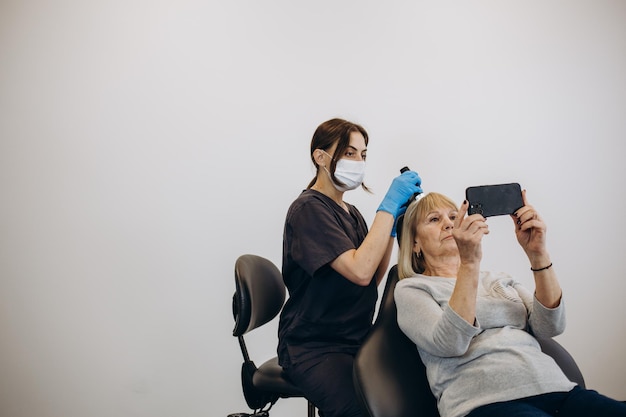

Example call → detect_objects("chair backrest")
354 265 586 417
354 265 438 417
232 254 286 337
536 336 585 389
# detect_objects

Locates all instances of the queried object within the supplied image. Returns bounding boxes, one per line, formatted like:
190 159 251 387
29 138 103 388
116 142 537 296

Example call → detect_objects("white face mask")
323 156 366 192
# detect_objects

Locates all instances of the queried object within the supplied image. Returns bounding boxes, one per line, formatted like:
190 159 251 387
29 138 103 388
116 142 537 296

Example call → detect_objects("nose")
443 218 454 230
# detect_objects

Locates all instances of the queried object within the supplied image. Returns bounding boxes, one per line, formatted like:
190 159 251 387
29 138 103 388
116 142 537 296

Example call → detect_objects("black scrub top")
277 189 378 369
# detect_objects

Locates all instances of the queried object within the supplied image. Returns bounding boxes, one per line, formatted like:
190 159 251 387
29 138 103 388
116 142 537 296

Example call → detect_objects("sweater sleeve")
395 278 481 357
512 281 566 338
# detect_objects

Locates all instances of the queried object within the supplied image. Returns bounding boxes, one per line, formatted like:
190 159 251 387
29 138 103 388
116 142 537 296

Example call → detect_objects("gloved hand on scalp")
377 170 422 220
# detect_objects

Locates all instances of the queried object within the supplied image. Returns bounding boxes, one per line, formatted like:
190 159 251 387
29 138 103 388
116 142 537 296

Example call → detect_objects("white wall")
1 1 625 416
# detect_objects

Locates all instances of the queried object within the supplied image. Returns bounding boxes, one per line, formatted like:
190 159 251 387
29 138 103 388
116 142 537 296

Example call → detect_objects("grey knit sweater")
394 271 576 417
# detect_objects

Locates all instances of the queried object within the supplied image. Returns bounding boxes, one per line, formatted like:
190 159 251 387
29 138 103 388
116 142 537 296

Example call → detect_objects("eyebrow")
426 209 457 216
347 145 367 152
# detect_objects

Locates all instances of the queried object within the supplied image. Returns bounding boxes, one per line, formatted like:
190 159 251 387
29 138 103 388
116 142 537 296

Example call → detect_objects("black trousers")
284 352 363 417
467 385 626 417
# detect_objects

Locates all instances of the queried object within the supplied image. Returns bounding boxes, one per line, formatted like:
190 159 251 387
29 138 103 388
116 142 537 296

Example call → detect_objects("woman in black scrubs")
277 118 422 417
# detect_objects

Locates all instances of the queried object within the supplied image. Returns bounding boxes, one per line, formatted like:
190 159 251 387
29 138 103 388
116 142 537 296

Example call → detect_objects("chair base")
227 400 315 417
227 412 268 417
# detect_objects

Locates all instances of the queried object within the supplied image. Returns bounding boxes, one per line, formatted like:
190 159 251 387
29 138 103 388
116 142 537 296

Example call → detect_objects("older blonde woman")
394 191 626 417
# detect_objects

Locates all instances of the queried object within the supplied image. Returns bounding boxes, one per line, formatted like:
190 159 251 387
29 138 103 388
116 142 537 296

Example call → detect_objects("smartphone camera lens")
470 203 483 215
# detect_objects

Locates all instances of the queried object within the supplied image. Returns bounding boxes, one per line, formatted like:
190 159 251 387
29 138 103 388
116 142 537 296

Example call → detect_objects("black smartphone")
465 183 523 217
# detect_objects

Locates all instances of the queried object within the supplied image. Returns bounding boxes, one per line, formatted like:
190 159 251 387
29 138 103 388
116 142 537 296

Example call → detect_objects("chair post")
307 400 316 417
238 335 252 363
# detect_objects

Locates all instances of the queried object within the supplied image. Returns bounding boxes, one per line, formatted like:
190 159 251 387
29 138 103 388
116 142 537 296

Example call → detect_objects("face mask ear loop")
321 150 336 167
317 149 337 184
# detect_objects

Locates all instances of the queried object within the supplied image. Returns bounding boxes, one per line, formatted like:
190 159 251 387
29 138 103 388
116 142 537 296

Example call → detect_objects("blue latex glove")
391 216 400 238
377 170 422 220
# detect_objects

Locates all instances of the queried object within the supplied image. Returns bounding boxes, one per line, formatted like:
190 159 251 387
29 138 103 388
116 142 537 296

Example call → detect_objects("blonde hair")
397 192 459 279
